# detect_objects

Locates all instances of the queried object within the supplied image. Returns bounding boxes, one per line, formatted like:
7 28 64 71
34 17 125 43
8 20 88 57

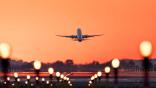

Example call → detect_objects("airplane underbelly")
77 35 83 39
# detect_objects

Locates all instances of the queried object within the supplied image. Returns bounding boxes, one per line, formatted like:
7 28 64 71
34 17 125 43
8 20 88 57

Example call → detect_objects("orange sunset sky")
0 0 156 64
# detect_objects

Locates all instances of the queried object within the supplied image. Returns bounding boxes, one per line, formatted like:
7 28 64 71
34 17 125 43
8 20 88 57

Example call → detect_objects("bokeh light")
140 41 152 57
97 71 102 77
14 72 18 78
48 68 54 75
0 43 11 59
111 58 120 68
33 60 42 70
104 66 111 74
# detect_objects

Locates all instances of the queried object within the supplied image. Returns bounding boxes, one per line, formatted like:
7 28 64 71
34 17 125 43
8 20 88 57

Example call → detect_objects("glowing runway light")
140 41 152 57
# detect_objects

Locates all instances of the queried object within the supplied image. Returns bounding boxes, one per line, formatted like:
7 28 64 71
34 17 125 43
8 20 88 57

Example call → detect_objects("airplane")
56 28 103 42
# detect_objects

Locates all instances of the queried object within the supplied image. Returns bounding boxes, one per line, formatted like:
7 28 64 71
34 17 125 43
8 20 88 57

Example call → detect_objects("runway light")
105 66 111 74
112 58 120 68
0 42 11 59
50 84 53 86
31 83 34 86
56 72 60 77
46 81 49 84
35 77 39 81
140 41 152 57
27 75 30 80
94 74 98 79
60 74 64 79
97 71 102 77
112 58 120 84
3 81 6 84
42 78 45 82
25 81 28 84
89 81 92 84
48 68 54 75
91 76 95 80
17 78 20 82
33 60 42 70
63 76 67 80
69 84 72 86
68 81 71 84
14 72 18 78
7 77 10 81
66 77 69 81
12 83 14 86
88 84 91 86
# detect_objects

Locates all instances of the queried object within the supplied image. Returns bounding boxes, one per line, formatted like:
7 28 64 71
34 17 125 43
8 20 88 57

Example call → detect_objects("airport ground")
1 77 156 88
0 71 156 88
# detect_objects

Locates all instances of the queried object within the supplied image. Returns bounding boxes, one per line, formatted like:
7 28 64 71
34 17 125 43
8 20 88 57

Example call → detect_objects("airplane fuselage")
76 28 83 42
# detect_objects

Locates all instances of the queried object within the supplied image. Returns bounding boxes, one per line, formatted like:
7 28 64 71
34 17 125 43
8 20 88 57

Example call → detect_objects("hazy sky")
0 0 156 64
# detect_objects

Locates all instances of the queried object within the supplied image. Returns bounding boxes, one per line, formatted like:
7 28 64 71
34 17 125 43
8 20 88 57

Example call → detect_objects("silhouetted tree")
65 59 74 66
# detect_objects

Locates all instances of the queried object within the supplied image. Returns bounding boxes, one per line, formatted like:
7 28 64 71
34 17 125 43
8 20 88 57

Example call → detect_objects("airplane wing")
82 34 103 38
56 35 77 38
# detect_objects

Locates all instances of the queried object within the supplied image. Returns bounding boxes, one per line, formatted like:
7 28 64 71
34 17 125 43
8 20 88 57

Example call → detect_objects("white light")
63 76 67 80
42 78 45 82
4 81 6 84
27 75 30 80
140 41 152 57
50 84 53 86
31 83 34 86
104 66 111 73
7 77 10 81
66 77 69 81
89 81 92 84
91 76 95 80
68 81 71 84
88 84 91 86
33 60 42 70
12 83 14 86
111 58 120 68
14 72 18 78
60 74 64 79
56 72 60 77
48 68 54 74
0 43 11 59
46 81 49 84
25 81 28 84
35 77 39 80
94 74 98 79
17 78 20 82
97 71 102 77
70 84 72 86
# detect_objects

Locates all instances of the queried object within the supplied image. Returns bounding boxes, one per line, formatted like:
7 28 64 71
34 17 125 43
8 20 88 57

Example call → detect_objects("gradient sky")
0 0 156 64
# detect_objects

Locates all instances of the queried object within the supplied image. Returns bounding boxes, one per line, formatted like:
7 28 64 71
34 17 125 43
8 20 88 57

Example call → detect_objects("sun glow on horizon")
0 0 156 63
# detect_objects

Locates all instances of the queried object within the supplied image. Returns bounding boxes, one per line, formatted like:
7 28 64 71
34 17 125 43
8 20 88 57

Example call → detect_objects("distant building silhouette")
1 58 156 72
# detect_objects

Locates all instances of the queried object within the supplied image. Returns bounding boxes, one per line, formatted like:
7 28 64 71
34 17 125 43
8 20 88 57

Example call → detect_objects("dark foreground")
1 77 156 88
1 71 156 88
